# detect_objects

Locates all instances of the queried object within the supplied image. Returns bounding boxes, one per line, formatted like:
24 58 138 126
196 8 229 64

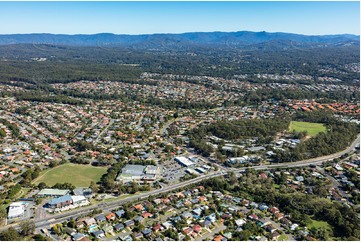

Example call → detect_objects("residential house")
92 230 105 239
124 220 135 228
105 212 116 221
115 209 125 218
192 224 202 233
94 214 106 223
72 233 85 241
113 223 124 232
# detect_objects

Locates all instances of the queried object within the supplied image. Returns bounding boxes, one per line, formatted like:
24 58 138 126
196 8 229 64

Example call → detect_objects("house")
248 214 259 220
201 219 212 228
162 221 173 230
132 232 143 240
141 228 152 237
105 212 116 221
264 224 277 233
134 204 144 211
258 204 269 211
223 232 232 239
124 220 135 228
76 220 85 229
183 227 193 236
95 214 106 223
192 224 202 233
84 218 96 226
235 219 246 227
241 199 250 207
221 213 232 219
134 216 144 223
92 230 105 239
113 223 124 232
290 223 299 231
181 211 193 219
71 233 85 241
250 201 258 208
192 207 202 216
259 173 268 179
115 209 125 218
271 231 280 241
64 227 77 236
142 212 153 218
103 225 114 234
164 206 174 212
152 224 162 232
228 206 240 213
214 235 226 241
206 213 216 223
275 213 284 220
269 207 280 214
280 218 292 227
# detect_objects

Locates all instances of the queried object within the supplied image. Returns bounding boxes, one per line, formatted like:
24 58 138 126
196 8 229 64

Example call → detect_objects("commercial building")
116 164 161 184
8 202 26 219
37 188 70 197
47 195 88 209
175 157 194 167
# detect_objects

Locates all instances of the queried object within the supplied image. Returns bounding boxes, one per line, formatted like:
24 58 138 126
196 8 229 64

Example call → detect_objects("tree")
0 227 21 241
20 220 35 236
89 181 99 193
38 182 47 190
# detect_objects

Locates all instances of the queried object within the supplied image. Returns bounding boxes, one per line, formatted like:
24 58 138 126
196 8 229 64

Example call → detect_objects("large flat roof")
38 189 70 196
122 164 145 176
175 157 194 166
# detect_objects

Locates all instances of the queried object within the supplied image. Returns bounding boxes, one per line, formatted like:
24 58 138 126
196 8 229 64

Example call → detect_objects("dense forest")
0 44 359 83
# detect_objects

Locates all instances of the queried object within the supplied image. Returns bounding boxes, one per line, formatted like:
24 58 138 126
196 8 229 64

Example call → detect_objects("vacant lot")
289 121 327 137
34 163 107 187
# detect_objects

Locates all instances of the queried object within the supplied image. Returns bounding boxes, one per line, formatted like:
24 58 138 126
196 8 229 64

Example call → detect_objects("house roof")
114 223 124 230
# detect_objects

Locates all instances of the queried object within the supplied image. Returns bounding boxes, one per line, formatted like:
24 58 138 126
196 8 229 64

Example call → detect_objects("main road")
1 134 359 232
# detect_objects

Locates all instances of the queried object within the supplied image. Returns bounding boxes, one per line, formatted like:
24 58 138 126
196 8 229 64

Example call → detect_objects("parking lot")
161 156 213 183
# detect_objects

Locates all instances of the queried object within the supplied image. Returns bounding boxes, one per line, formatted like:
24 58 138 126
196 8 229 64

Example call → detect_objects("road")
94 119 114 143
160 117 188 136
0 134 358 233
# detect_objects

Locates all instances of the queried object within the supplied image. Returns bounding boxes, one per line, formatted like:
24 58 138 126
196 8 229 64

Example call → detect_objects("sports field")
289 121 327 137
34 163 107 187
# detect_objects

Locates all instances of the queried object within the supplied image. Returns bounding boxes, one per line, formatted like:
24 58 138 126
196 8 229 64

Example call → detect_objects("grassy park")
289 121 327 137
34 163 107 187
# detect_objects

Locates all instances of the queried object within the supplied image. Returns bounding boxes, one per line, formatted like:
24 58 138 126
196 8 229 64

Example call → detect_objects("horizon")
0 31 360 36
0 1 359 35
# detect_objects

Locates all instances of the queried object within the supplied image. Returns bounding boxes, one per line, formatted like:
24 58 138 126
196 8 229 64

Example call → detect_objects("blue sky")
0 1 359 35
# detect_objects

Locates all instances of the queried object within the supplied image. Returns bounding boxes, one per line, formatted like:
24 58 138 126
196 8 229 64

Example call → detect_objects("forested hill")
0 31 359 50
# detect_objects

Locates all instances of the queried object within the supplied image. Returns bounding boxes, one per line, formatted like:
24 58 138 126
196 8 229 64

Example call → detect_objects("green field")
308 218 333 231
289 121 327 137
34 163 107 187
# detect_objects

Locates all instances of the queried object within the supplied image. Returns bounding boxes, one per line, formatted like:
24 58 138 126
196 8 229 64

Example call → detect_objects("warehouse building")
116 164 161 184
8 202 26 219
37 188 70 197
175 156 194 167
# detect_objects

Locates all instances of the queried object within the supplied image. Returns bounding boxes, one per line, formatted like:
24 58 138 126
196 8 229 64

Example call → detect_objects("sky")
0 1 359 35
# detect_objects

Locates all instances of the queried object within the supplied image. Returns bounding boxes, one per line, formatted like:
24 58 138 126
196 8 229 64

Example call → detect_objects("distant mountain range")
0 31 359 50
